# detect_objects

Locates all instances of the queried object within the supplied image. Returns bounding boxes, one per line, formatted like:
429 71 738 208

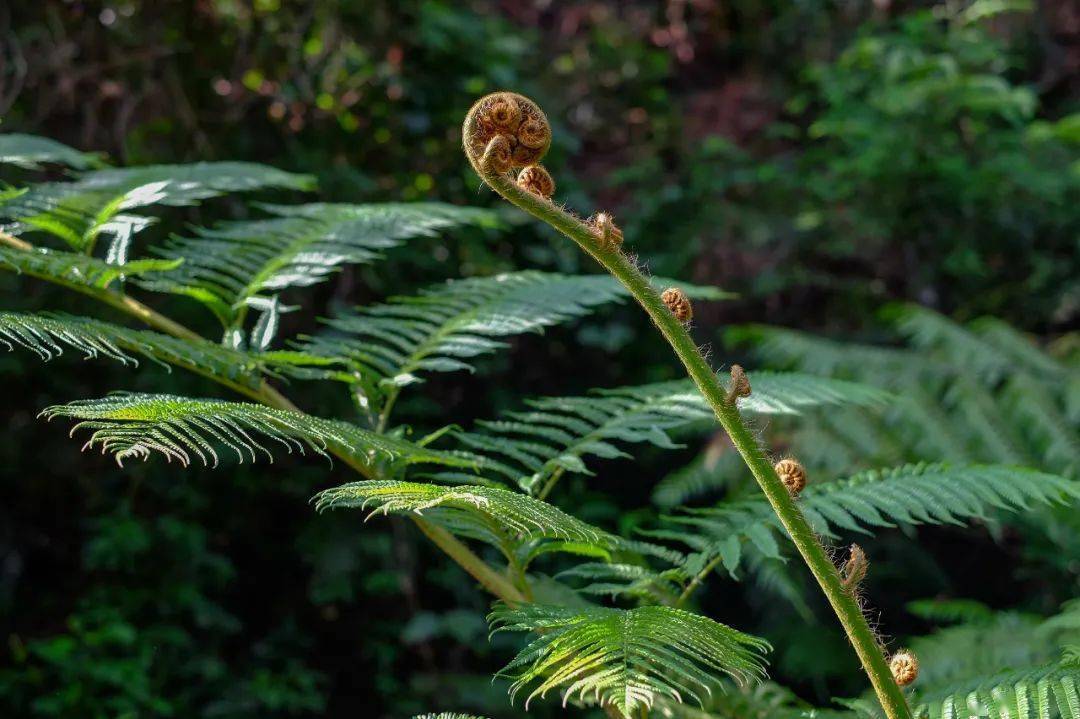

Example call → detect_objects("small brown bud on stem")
661 287 693 322
726 364 751 405
517 165 555 199
889 650 918 687
774 458 806 497
591 213 624 250
841 544 869 593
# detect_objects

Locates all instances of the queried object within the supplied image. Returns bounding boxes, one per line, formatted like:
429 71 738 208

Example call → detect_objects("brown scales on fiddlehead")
774 458 806 497
464 92 552 177
661 287 693 322
889 650 919 687
590 213 623 250
841 544 869 593
517 165 555 199
727 364 751 405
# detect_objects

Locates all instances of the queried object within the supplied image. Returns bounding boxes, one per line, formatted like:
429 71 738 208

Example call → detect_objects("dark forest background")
1 1 1077 717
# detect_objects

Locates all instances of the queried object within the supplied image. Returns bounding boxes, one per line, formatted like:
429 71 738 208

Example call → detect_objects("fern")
0 133 102 170
441 373 888 493
0 311 274 389
0 245 181 290
912 661 1080 719
300 271 727 405
488 602 769 716
40 393 474 472
1 162 314 251
140 202 495 325
667 463 1080 576
413 714 490 719
314 481 615 554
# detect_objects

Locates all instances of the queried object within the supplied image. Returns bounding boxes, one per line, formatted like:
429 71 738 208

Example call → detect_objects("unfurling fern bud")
889 650 919 686
517 165 555 199
841 544 869 592
774 458 806 497
727 364 751 404
591 213 624 250
661 287 693 322
464 92 551 178
481 134 514 175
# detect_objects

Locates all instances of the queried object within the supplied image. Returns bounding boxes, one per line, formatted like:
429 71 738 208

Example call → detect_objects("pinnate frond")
2 162 313 250
441 373 888 492
668 463 1079 576
0 311 270 389
0 133 102 170
141 202 495 324
41 393 473 472
314 481 613 550
0 245 180 290
488 603 769 716
299 271 726 400
912 661 1080 719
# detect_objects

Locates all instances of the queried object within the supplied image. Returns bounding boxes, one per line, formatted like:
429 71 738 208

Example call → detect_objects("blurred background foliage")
0 0 1077 717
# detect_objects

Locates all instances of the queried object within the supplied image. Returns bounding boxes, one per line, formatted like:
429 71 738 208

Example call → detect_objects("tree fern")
140 202 495 325
666 464 1079 576
0 244 180 290
439 373 888 493
0 311 273 389
488 602 769 716
41 393 474 472
299 271 727 408
1 162 314 250
0 133 102 170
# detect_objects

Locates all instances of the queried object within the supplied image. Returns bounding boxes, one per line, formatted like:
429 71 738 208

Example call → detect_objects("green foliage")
0 311 271 388
314 481 614 555
41 393 474 472
667 463 1079 577
442 373 888 493
0 244 181 290
488 603 769 716
0 133 102 170
1 163 313 252
141 202 496 326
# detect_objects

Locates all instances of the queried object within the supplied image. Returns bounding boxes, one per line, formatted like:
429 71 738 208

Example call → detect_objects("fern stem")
2 231 527 607
471 168 913 719
675 554 724 608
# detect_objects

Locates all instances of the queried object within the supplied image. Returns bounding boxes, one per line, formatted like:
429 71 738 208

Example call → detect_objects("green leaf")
488 603 769 716
314 480 614 551
668 463 1080 575
40 393 474 472
0 245 181 290
0 133 103 170
2 162 313 250
141 202 496 325
0 311 272 389
441 373 889 492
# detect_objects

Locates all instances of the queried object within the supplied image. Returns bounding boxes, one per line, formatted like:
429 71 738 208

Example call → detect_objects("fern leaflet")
0 133 102 170
488 603 769 716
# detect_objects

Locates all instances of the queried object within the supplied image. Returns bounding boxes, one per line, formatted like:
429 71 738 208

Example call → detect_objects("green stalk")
1 232 524 607
469 135 912 719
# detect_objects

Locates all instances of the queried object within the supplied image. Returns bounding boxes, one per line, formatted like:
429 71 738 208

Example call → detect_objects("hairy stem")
473 163 912 719
1 233 524 606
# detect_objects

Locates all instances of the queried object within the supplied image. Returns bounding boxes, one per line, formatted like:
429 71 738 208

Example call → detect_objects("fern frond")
300 271 726 401
912 661 1080 719
668 464 1079 575
489 603 769 716
140 202 495 324
314 481 613 551
0 311 270 389
442 373 888 493
41 393 473 472
0 245 181 290
888 304 1016 382
0 133 102 170
2 162 313 250
413 714 490 719
652 443 749 508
